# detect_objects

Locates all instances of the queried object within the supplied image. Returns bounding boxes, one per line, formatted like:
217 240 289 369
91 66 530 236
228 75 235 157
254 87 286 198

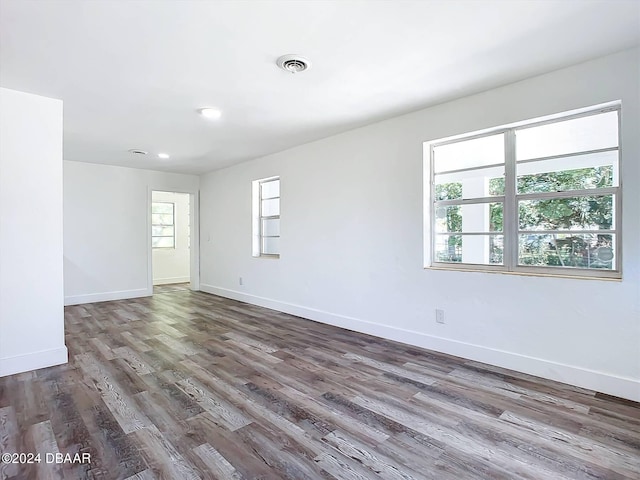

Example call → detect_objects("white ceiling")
1 0 638 174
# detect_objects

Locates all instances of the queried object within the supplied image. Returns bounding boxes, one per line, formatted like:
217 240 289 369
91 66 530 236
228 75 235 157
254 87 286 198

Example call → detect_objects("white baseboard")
64 288 150 306
0 346 68 377
200 284 640 402
153 276 190 286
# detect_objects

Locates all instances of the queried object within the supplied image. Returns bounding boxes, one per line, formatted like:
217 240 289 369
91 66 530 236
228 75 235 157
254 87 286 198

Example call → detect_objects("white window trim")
425 102 622 280
252 176 280 258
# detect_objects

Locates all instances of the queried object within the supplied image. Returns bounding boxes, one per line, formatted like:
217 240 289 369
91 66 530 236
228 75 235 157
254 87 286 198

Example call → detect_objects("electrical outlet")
436 309 445 324
239 276 243 286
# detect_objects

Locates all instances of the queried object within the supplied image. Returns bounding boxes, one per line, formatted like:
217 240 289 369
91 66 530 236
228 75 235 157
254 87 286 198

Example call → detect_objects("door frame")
147 187 200 294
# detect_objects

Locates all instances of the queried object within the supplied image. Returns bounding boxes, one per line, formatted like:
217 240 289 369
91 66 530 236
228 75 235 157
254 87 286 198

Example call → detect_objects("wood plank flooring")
1 290 638 479
152 283 191 295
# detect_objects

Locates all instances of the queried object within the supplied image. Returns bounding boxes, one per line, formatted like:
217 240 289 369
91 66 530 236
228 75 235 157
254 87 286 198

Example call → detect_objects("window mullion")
435 196 504 206
504 129 517 271
516 187 618 201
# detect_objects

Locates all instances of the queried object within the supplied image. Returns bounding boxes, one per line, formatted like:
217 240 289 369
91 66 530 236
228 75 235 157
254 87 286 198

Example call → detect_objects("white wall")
152 191 191 285
0 88 67 376
64 161 199 305
200 48 640 401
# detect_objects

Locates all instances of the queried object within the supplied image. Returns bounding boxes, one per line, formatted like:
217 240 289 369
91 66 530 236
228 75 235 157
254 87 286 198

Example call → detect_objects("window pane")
262 236 279 255
152 226 174 237
518 233 615 270
435 167 505 200
152 213 174 226
433 133 504 173
434 234 503 265
262 218 280 237
517 151 617 194
261 198 280 217
435 202 503 233
152 236 174 248
434 181 462 201
518 195 613 231
261 179 280 199
152 202 173 214
488 176 505 196
516 111 618 161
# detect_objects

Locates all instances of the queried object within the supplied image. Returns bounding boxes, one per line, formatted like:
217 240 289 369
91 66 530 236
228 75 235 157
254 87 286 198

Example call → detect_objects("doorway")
151 191 193 294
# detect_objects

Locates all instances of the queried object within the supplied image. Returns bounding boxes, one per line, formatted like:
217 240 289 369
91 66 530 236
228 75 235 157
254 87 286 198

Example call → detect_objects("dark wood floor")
1 290 639 479
153 283 191 295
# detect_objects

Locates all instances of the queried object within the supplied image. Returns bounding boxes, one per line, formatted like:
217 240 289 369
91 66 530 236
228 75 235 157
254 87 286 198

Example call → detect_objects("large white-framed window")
426 103 621 279
252 176 280 257
152 202 175 249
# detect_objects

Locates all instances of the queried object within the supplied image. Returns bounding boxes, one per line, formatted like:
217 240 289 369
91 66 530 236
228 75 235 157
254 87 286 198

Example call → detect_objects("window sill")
424 265 622 281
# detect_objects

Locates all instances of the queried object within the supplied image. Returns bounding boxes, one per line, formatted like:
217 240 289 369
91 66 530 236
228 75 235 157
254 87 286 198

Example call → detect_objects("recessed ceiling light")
128 149 148 155
158 153 170 159
199 108 222 120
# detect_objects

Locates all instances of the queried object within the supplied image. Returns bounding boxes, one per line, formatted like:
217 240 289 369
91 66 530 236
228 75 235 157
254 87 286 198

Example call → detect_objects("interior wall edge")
200 283 640 402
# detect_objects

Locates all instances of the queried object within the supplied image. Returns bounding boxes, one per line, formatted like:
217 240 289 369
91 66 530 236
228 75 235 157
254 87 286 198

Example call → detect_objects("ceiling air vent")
276 54 311 74
128 149 148 155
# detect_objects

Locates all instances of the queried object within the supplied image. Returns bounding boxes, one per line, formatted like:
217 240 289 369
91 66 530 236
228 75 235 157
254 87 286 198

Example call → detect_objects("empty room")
0 0 639 479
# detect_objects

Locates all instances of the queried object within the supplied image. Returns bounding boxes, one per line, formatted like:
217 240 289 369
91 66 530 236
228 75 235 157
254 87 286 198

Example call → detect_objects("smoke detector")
128 149 148 155
276 54 311 74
